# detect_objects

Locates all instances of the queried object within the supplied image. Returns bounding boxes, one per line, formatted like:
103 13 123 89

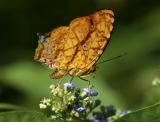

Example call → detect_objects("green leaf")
0 111 54 122
0 103 25 112
0 110 83 122
116 103 160 122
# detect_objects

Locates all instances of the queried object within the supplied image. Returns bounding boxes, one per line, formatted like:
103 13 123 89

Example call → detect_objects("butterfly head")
34 32 53 66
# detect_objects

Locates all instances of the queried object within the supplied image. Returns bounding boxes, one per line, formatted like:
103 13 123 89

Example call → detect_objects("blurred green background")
0 0 160 111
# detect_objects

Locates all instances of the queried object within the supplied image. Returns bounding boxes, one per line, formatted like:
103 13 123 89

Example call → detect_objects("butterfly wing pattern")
34 9 114 79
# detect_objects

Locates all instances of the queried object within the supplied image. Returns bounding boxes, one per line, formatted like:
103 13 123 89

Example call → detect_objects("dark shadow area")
0 80 27 105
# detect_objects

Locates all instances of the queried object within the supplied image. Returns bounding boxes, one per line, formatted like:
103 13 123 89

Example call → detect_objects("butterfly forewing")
34 9 114 79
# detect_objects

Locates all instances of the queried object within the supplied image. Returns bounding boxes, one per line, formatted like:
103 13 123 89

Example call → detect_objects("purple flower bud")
90 92 98 96
64 81 74 90
90 118 96 122
83 88 92 94
83 88 93 96
106 105 116 117
100 117 108 122
76 107 85 112
83 88 98 96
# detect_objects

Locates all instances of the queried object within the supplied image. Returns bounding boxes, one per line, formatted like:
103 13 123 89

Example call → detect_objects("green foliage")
0 103 25 112
0 111 53 122
116 103 160 122
1 103 160 122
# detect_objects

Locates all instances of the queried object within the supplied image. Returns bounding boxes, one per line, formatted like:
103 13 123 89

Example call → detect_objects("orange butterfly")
34 9 114 79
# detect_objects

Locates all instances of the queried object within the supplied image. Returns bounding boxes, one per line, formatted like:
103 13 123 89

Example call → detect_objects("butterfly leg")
49 70 67 79
69 76 75 82
79 76 91 86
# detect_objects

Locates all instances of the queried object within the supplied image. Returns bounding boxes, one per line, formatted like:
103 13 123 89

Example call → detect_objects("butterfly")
34 9 114 79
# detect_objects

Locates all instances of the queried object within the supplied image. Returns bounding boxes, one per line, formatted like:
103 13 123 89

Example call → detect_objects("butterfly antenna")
97 53 127 65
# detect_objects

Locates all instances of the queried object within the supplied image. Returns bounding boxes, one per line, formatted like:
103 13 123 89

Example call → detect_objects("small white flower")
64 81 74 90
52 106 56 111
49 84 55 89
41 98 51 106
39 103 47 109
49 84 56 94
69 95 76 101
55 109 59 113
152 78 160 86
84 97 89 101
51 115 57 119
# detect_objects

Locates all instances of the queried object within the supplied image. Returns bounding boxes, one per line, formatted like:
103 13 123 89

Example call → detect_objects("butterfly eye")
37 33 47 43
40 35 46 43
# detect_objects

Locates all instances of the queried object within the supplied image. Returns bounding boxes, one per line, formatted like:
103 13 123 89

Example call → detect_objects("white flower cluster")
39 81 100 121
